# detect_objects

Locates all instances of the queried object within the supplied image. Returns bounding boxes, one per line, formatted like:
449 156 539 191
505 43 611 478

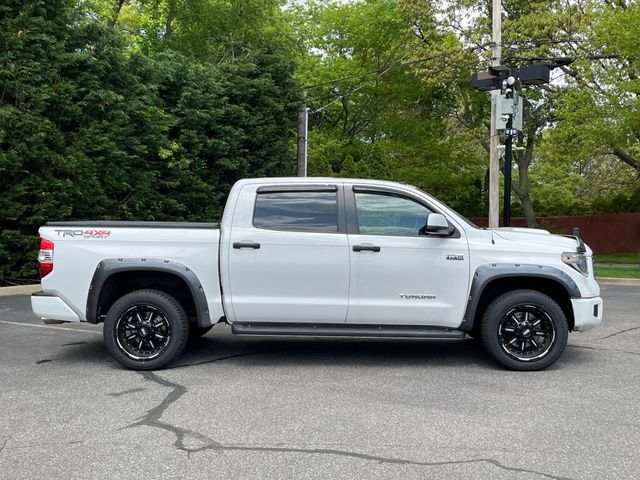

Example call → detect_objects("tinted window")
355 192 432 236
254 191 338 232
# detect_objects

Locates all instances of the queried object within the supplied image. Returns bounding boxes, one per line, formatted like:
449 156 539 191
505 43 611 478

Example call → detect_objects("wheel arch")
461 264 580 334
86 258 213 328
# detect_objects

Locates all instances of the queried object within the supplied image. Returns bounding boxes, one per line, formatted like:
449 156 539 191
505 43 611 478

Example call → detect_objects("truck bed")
36 222 224 325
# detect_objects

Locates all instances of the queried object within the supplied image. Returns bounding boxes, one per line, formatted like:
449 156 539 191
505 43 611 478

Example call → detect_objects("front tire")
481 289 568 371
104 289 189 370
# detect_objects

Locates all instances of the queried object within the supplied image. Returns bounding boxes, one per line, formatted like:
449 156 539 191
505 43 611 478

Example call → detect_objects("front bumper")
31 292 80 323
571 296 603 331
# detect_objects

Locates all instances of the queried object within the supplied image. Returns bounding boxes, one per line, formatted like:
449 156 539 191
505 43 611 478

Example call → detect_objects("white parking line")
0 320 101 335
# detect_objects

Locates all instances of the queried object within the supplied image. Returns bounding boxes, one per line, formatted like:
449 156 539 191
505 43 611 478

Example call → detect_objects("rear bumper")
31 292 80 322
571 296 603 331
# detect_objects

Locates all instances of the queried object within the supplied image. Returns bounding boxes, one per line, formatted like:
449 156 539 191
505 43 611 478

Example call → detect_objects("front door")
346 187 469 327
226 184 350 324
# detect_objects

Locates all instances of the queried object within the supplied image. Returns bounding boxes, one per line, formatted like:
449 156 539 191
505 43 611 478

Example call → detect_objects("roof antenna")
490 224 495 245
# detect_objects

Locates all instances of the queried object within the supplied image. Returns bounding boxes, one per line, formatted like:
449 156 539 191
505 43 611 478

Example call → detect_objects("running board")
231 323 466 339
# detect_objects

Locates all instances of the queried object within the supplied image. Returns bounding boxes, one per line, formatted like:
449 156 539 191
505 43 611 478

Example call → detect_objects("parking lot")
0 284 638 479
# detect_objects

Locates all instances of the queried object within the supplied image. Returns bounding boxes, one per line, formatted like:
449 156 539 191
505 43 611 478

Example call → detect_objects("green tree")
537 1 640 214
287 0 487 214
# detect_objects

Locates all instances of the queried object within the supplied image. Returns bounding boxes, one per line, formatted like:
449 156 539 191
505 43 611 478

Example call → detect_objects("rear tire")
104 289 189 370
481 289 568 371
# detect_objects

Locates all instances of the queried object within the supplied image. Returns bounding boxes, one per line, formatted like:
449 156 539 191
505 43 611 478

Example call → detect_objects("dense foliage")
0 0 298 281
0 0 638 282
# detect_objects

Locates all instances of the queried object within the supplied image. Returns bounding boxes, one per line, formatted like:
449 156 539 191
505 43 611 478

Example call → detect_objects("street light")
471 71 500 91
516 64 550 85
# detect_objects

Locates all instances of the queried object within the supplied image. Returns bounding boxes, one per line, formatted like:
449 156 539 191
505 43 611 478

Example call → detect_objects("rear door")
225 183 350 324
345 185 469 327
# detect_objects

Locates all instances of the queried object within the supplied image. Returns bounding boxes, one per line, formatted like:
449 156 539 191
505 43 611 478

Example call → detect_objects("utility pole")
489 0 501 228
297 99 308 177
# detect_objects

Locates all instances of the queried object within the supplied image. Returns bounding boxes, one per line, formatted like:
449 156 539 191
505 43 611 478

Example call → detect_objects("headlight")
561 252 589 275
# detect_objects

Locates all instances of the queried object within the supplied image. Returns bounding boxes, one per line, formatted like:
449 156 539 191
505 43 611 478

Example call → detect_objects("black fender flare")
459 263 581 332
86 258 212 327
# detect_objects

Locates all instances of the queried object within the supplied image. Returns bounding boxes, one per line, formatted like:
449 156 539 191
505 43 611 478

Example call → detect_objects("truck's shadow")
54 325 593 371
176 334 491 369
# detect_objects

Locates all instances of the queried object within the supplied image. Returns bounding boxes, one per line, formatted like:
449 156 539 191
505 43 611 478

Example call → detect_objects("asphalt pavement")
0 285 639 480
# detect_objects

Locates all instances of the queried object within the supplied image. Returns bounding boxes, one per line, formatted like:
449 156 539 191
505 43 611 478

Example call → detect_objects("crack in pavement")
595 326 640 341
0 435 11 456
127 371 574 479
124 371 222 452
107 387 145 397
169 350 275 369
568 344 640 357
206 445 575 480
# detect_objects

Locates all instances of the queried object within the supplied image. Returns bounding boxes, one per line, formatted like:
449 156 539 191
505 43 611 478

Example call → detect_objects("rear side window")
253 191 338 232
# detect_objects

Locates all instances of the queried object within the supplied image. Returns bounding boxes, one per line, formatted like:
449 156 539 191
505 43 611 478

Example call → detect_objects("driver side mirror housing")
423 213 454 236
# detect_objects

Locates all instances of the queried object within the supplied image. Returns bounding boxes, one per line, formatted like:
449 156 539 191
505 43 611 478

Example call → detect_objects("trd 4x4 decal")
54 229 111 239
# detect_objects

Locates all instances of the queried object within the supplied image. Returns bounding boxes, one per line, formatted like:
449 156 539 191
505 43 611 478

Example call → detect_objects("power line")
302 51 468 90
310 60 402 113
302 38 590 90
504 54 640 62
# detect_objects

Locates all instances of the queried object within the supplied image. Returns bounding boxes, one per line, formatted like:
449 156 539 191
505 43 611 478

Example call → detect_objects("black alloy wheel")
115 305 172 360
104 289 189 370
481 289 568 371
498 305 555 362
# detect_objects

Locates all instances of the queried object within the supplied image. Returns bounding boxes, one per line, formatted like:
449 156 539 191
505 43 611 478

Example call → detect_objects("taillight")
38 238 54 278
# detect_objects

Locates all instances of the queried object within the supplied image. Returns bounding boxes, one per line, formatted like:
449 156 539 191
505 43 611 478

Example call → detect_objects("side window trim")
344 185 359 235
345 185 460 238
257 185 338 194
252 185 347 234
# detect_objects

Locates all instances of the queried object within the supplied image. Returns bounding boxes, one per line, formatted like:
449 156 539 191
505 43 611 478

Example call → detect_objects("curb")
597 277 640 287
0 284 40 297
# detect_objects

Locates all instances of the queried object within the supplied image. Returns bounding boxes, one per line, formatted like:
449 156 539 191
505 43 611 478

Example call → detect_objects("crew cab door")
345 186 469 327
223 183 350 324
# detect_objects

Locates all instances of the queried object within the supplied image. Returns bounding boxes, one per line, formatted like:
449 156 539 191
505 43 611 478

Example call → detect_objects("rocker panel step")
231 322 466 339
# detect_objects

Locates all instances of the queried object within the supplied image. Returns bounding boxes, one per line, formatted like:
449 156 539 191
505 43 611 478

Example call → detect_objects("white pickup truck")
31 177 603 370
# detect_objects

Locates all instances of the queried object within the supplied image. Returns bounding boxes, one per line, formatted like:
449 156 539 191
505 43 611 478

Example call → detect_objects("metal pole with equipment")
503 114 513 226
501 79 517 227
472 60 569 226
495 78 522 227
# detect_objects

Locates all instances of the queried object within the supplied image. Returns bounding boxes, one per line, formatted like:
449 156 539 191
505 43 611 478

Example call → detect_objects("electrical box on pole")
493 92 523 132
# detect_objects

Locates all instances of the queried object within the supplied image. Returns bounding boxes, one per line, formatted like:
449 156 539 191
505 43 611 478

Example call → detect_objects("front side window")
253 191 338 232
355 192 432 236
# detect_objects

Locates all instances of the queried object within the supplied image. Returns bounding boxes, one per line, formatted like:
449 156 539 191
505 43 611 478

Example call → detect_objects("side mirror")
423 213 454 236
